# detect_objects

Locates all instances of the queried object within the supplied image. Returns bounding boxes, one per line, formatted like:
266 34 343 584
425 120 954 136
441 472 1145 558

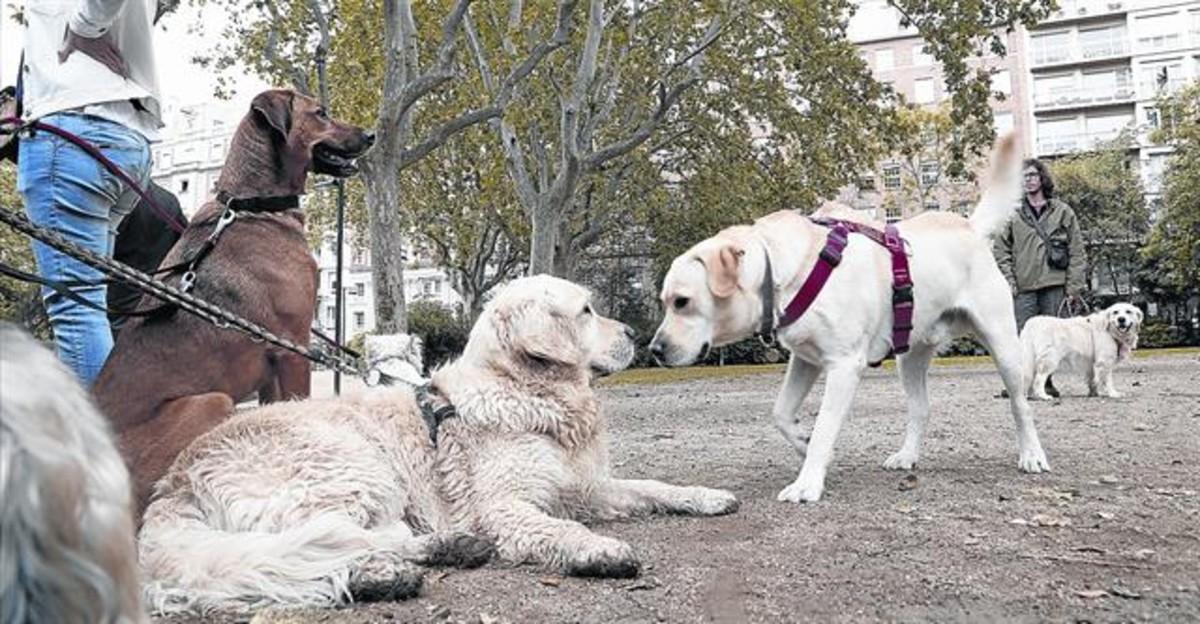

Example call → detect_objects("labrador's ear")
1134 307 1144 324
697 243 742 299
251 90 293 138
503 302 583 367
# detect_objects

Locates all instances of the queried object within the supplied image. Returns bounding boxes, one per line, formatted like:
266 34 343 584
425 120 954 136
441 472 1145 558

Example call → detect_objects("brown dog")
93 89 373 512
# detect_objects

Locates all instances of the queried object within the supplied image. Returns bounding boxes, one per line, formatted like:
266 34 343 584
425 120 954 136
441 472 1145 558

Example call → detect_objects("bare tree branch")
262 0 311 94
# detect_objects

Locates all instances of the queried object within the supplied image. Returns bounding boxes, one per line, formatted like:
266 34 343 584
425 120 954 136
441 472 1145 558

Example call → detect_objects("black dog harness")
414 383 458 446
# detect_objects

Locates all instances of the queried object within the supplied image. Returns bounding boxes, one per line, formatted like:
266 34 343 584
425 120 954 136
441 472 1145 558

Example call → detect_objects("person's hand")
58 26 129 79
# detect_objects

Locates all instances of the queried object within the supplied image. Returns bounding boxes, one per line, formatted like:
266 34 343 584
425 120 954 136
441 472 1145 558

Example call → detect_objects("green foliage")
888 0 1055 176
1137 319 1186 349
1143 82 1200 297
1050 136 1148 297
407 299 469 370
0 163 48 334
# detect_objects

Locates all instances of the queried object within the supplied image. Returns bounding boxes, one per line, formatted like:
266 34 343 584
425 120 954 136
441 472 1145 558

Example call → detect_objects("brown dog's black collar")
415 383 457 446
216 191 300 213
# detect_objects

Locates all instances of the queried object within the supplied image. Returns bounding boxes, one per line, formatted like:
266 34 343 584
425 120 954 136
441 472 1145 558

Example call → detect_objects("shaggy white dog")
0 323 145 624
138 275 738 614
648 134 1050 504
1021 303 1143 400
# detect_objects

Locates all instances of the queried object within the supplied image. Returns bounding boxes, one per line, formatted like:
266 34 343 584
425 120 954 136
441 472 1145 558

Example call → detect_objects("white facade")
313 233 464 341
1025 0 1200 207
150 99 246 217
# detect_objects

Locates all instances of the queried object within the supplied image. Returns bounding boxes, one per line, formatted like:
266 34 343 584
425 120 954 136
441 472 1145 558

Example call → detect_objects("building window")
1034 73 1076 107
953 201 972 215
1037 117 1080 154
1079 25 1127 59
857 173 876 191
914 77 936 104
920 162 939 187
353 282 365 297
352 249 368 265
874 48 894 71
326 307 335 323
1031 31 1071 65
354 311 365 329
179 179 189 193
1140 61 1184 94
885 205 902 221
912 44 933 66
1136 13 1181 51
991 69 1012 97
994 112 1015 135
923 201 940 213
1085 112 1134 143
882 164 902 190
1145 107 1160 129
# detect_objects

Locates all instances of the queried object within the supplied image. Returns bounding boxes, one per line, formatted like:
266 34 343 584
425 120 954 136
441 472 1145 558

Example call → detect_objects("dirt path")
163 354 1199 623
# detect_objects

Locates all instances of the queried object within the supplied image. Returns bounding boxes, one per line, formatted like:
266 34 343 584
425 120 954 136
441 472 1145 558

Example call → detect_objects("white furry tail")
140 511 421 615
969 132 1023 240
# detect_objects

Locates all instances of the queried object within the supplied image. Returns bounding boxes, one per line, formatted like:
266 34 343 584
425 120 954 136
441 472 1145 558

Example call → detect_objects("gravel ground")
162 353 1199 624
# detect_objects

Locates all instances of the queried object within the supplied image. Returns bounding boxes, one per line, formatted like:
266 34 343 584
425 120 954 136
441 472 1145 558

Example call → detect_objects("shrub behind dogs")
0 323 145 624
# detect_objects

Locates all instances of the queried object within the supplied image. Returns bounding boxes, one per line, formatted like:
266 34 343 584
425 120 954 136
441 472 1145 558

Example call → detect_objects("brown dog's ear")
251 90 293 138
698 243 742 299
506 303 582 367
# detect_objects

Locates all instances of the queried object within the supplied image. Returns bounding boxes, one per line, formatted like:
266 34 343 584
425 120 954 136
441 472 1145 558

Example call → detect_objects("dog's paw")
422 532 496 569
882 450 918 471
349 560 424 603
689 487 739 516
1018 449 1051 474
1104 391 1124 399
777 478 823 504
565 537 640 579
1030 392 1053 401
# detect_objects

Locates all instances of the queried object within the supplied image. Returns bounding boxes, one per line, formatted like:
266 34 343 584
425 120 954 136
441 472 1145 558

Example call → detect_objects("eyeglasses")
1023 172 1041 179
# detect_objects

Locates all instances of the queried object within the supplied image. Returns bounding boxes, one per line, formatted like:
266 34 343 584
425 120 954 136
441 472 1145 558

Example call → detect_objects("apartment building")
313 233 464 341
1026 0 1200 206
150 99 246 217
848 1 1032 220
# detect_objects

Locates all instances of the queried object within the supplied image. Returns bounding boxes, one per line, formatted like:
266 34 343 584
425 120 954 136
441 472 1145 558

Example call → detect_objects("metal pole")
333 178 345 395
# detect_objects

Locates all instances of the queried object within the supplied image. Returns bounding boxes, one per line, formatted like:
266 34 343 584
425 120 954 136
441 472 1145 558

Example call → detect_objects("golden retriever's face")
478 275 635 378
1103 302 1143 340
649 231 764 367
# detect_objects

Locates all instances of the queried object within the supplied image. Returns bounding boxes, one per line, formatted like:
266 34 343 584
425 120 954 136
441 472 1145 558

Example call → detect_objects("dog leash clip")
179 270 196 293
212 208 238 238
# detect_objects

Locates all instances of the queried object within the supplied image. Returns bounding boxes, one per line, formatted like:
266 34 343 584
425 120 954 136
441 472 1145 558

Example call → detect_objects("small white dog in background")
0 323 146 624
364 333 427 387
1021 303 1143 400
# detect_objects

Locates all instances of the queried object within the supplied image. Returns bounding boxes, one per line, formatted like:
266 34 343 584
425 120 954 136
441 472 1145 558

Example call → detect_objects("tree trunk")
362 159 408 333
528 207 561 276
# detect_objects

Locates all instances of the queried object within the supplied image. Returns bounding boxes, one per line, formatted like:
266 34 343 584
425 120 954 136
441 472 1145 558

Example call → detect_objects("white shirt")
22 0 165 141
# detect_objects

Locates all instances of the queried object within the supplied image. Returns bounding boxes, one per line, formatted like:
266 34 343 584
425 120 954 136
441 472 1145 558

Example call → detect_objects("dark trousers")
1014 285 1066 332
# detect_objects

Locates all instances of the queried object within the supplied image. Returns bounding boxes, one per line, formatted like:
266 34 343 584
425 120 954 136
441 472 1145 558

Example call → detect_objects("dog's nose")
363 132 376 146
648 340 665 360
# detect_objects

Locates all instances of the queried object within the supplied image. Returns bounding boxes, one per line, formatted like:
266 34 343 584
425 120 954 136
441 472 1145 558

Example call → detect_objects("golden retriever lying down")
139 275 738 614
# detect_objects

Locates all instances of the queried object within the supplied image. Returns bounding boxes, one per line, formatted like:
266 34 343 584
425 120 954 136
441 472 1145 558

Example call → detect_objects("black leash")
0 205 361 376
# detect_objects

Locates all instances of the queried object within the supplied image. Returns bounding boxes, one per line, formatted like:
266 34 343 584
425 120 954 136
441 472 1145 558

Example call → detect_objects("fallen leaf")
1099 475 1119 485
1010 518 1030 526
1075 589 1109 599
1110 587 1142 599
623 578 660 591
538 576 562 587
1097 512 1115 520
1132 549 1156 560
478 614 499 624
964 537 980 546
898 474 918 491
894 501 915 514
1073 546 1106 554
1031 513 1072 527
1133 423 1151 431
430 571 451 583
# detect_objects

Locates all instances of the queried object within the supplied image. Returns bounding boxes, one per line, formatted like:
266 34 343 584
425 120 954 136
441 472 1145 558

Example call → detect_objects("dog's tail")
139 510 425 614
969 132 1022 240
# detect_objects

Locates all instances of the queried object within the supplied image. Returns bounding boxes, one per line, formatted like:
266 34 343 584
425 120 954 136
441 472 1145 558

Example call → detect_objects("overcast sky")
2 2 269 111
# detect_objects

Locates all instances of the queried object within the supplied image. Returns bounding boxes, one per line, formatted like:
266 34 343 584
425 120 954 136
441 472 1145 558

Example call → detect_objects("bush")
408 300 469 371
937 336 987 357
1137 320 1182 349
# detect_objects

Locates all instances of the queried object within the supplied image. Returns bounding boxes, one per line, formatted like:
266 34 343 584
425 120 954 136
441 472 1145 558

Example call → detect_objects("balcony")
1036 131 1128 155
1034 83 1135 111
1139 78 1190 99
1080 39 1129 60
1043 0 1127 24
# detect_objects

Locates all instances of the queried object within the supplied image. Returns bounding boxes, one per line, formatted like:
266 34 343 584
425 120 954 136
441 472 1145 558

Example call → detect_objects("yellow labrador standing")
649 134 1050 503
139 276 738 614
1021 302 1143 399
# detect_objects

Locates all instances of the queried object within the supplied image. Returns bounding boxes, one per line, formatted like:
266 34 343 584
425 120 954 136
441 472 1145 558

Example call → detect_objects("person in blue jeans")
18 0 173 384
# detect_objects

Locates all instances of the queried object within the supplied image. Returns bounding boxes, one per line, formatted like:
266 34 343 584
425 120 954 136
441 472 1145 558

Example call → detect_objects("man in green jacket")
994 158 1088 397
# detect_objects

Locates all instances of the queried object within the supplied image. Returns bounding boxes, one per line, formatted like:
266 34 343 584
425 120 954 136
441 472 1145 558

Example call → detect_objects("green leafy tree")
1142 82 1200 300
1050 135 1149 299
0 163 47 333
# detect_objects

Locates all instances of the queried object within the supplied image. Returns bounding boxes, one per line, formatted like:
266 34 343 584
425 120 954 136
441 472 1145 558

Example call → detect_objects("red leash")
1 115 187 234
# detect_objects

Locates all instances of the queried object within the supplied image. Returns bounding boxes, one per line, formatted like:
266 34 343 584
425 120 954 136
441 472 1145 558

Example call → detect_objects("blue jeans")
17 113 151 386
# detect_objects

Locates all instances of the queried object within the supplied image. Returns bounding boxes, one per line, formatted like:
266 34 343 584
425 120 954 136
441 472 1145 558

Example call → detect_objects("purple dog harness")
762 218 914 362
